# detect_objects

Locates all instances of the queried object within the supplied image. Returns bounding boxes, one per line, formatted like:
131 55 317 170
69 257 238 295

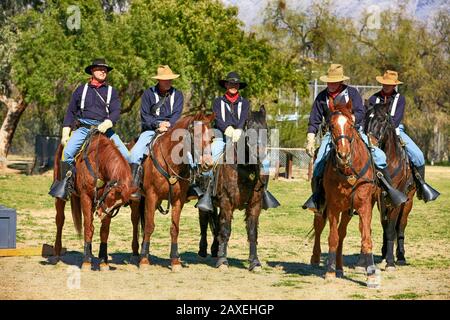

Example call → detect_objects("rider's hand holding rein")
306 132 316 157
98 119 113 133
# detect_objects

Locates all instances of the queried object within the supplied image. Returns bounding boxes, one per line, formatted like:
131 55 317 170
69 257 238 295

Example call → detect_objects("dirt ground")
0 163 449 300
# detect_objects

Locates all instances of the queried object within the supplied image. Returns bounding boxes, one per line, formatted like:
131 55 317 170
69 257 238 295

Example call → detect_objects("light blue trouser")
398 124 425 167
63 119 130 165
129 130 156 164
313 129 387 177
204 138 271 176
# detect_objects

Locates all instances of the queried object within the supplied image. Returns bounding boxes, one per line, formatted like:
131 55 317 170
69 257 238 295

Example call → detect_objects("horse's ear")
346 99 353 111
260 105 266 117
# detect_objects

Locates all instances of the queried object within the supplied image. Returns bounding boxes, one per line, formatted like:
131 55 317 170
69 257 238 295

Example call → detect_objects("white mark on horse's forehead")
337 115 347 146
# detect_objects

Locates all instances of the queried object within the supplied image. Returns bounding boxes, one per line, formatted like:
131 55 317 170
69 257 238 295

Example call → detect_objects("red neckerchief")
327 85 343 108
380 89 395 103
90 77 105 88
225 92 239 104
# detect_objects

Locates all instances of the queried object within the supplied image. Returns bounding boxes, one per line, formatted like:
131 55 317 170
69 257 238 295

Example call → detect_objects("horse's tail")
53 144 64 180
70 195 83 237
306 225 316 240
139 196 146 235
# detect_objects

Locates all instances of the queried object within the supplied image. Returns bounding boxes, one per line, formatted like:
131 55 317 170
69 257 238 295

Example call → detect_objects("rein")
149 122 196 215
82 128 122 219
330 112 376 213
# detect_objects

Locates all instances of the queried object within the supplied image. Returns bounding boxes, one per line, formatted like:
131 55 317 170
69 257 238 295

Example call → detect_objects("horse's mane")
89 134 131 184
169 113 213 132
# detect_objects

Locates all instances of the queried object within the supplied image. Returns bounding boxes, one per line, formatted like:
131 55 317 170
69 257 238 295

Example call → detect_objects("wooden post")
273 160 280 180
285 153 293 179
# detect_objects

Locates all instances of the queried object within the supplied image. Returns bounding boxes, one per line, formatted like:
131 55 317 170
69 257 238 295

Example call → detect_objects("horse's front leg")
359 202 381 288
99 215 111 271
80 193 94 271
245 209 262 272
198 210 210 258
139 190 156 268
396 197 412 265
336 211 352 277
384 207 400 271
311 211 326 266
216 208 232 270
130 200 142 257
53 198 66 263
169 197 184 272
326 208 339 280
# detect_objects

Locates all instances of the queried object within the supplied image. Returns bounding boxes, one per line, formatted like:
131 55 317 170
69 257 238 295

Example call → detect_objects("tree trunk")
0 94 26 169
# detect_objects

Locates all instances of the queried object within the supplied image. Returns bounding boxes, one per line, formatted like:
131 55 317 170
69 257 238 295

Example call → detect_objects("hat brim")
376 76 403 85
152 74 180 80
219 79 247 89
85 64 113 75
319 75 350 83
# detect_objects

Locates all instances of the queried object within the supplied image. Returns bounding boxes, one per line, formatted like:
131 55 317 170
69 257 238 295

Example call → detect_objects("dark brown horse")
365 102 416 270
310 101 380 287
52 130 136 270
208 106 270 272
131 114 215 271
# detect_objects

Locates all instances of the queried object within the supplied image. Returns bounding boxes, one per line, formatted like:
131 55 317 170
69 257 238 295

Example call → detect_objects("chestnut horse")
211 106 270 272
52 130 136 270
131 114 215 271
365 102 416 270
310 101 380 287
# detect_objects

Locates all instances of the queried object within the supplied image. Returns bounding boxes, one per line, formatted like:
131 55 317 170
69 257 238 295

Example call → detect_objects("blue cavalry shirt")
63 82 121 127
140 86 183 132
307 85 365 134
212 95 250 133
368 90 406 128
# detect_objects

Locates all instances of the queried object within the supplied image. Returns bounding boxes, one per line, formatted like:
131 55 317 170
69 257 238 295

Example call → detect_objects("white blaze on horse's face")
337 115 347 147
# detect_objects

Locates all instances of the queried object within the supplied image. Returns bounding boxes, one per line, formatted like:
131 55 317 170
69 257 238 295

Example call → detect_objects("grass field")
0 166 449 300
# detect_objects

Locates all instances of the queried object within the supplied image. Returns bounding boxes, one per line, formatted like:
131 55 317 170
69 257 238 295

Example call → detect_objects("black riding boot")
414 165 440 203
302 176 324 212
261 175 280 210
130 163 142 200
196 176 214 213
49 162 74 201
378 167 408 207
187 172 204 201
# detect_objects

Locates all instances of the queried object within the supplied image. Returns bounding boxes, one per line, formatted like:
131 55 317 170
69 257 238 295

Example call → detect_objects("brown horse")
52 130 136 270
131 114 215 271
310 101 380 287
364 102 416 270
210 106 271 272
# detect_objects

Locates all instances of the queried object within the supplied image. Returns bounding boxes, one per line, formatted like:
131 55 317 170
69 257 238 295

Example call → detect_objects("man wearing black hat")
196 72 279 212
49 58 130 200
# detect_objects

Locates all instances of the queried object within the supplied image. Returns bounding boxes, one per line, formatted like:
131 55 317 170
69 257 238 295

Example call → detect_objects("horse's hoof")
139 258 151 269
325 272 336 280
81 262 91 271
198 250 207 258
171 264 182 273
367 274 381 289
310 256 320 266
396 259 407 266
385 265 396 272
355 266 366 273
336 269 344 278
99 263 110 271
218 264 229 272
251 265 262 273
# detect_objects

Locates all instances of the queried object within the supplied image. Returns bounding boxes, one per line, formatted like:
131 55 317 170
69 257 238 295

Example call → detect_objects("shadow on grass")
267 252 383 287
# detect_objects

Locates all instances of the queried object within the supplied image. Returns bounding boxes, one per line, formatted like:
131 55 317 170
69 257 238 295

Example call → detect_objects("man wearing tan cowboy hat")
302 64 407 212
49 58 130 200
368 70 439 202
129 65 184 198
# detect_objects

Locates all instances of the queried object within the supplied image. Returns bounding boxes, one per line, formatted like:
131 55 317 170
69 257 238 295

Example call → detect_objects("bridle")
82 128 123 220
